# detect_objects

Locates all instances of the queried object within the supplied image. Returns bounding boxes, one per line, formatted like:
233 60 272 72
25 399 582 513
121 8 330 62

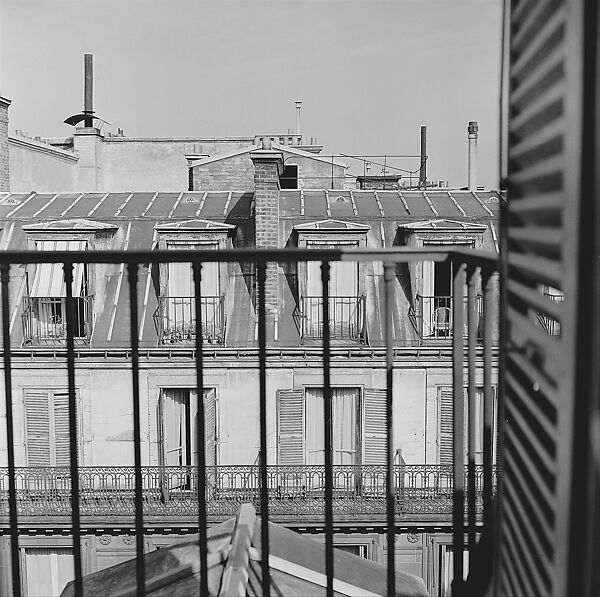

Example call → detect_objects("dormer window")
154 220 235 345
398 219 487 342
20 220 115 346
294 220 370 343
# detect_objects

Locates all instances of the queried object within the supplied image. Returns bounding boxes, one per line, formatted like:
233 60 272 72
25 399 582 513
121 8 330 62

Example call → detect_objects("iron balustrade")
300 295 366 341
538 291 564 336
0 247 499 597
414 294 483 340
21 296 93 345
0 465 496 521
156 295 225 344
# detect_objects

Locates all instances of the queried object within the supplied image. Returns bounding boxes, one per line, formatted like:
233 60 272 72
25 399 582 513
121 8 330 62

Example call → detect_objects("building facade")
0 140 501 595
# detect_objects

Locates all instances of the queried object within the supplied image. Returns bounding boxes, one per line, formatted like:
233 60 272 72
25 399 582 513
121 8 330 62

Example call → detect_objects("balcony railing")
21 296 93 345
0 465 496 522
538 291 564 336
413 294 483 340
155 295 225 344
0 247 498 596
300 295 366 342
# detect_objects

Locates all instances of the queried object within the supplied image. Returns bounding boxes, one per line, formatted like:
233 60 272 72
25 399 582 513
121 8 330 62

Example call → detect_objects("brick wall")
0 98 11 192
250 149 283 320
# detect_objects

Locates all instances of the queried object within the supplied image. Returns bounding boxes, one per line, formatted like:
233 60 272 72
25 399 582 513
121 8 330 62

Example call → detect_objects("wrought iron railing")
413 294 483 340
0 247 498 597
0 465 496 520
300 295 366 341
538 291 564 336
21 296 93 345
155 295 225 344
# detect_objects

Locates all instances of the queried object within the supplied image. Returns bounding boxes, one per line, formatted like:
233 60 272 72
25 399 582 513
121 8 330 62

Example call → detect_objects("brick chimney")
250 138 283 325
0 96 11 192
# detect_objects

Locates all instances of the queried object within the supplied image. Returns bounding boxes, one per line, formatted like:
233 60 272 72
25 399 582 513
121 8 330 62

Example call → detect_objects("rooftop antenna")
64 54 110 128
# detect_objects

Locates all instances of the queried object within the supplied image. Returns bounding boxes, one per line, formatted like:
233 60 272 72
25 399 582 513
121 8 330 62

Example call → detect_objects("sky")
0 0 502 189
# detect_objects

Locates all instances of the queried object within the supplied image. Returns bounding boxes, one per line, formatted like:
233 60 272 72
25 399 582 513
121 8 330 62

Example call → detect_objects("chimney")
0 96 10 191
250 138 284 327
84 54 94 127
419 125 427 188
468 121 478 191
74 54 103 190
295 101 302 136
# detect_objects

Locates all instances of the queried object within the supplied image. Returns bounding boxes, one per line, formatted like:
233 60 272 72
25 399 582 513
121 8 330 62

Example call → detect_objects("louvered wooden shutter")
25 390 51 466
501 0 594 594
277 389 304 465
204 388 217 466
52 391 71 467
363 389 386 464
438 387 454 466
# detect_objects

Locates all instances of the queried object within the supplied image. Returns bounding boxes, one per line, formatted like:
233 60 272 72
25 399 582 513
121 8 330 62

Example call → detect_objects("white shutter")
363 388 387 464
277 389 304 465
438 387 454 466
204 388 217 466
25 390 51 467
52 390 71 467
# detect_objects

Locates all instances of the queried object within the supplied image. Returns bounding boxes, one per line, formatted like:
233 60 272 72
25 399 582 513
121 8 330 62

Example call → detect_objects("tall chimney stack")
295 101 302 136
84 54 94 127
468 121 478 191
419 125 427 188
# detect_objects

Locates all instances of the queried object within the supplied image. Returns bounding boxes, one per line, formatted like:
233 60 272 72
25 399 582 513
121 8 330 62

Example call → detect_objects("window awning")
29 240 86 298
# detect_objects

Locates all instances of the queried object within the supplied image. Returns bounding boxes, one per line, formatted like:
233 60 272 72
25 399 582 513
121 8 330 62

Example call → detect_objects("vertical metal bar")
257 261 271 596
192 261 209 597
482 270 494 535
127 262 145 596
452 260 466 595
467 266 479 552
383 263 396 595
321 260 334 597
1 264 21 597
63 262 83 596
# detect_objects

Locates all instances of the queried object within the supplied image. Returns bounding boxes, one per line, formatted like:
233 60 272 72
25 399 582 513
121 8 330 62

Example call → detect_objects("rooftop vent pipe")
295 101 302 136
468 121 478 191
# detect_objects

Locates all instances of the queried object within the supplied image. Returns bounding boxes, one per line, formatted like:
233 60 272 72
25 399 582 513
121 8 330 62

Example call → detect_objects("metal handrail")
22 295 93 345
300 295 366 341
156 295 225 344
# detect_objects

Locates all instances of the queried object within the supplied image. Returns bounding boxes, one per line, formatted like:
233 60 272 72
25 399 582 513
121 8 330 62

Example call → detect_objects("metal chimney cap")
295 101 302 107
468 121 479 134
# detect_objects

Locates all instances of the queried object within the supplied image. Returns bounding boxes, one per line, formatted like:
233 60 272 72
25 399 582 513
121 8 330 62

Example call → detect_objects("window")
157 388 218 467
280 164 298 189
160 241 224 344
301 240 364 341
23 547 74 597
294 220 370 342
23 239 92 344
277 387 386 465
24 389 73 467
420 241 476 340
334 544 369 558
438 386 497 466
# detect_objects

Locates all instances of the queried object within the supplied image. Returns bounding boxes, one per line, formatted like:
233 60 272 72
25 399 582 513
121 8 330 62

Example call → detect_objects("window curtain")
306 241 358 335
305 387 358 465
160 388 217 467
161 389 189 466
166 243 220 333
25 548 74 597
30 240 86 298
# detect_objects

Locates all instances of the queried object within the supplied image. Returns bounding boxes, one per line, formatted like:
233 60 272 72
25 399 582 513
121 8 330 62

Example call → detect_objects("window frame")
22 387 82 467
157 386 219 467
